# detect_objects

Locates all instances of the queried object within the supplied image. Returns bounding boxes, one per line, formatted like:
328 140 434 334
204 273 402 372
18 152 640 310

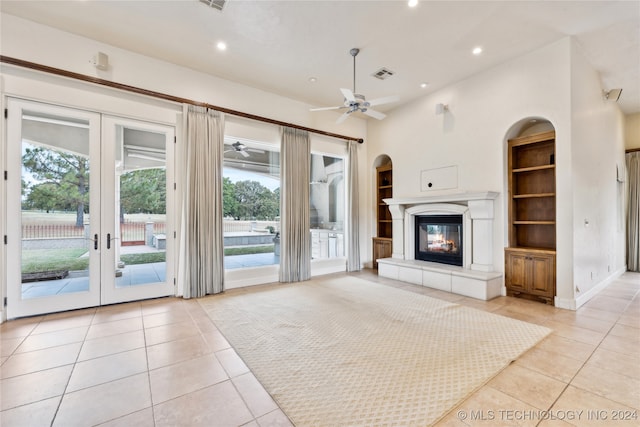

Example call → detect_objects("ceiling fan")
311 48 398 124
224 141 264 158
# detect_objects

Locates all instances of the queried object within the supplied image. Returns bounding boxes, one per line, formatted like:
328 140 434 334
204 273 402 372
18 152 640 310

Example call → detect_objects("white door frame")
6 99 175 318
100 115 175 305
6 98 102 318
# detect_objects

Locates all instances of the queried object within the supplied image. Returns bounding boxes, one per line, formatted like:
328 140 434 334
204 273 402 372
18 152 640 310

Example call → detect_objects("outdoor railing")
22 224 84 239
22 220 279 242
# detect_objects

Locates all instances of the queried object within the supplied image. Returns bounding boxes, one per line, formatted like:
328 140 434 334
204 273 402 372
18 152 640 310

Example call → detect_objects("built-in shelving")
373 164 392 269
505 130 556 305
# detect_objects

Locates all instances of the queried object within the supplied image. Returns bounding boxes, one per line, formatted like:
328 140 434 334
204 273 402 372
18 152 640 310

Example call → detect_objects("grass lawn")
21 248 89 274
224 245 274 256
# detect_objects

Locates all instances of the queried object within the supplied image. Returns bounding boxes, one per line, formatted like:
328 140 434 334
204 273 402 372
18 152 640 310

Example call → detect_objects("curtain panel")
627 152 640 271
279 127 311 282
180 105 225 297
347 140 361 271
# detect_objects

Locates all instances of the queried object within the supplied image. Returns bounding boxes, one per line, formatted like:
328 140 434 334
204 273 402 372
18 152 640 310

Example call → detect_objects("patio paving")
20 252 278 298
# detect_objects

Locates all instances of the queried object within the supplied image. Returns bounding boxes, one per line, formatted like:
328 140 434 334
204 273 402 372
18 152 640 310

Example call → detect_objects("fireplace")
415 215 463 266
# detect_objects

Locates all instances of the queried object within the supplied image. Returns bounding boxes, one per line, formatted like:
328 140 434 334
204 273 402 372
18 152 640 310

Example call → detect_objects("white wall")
368 37 627 309
626 113 640 150
569 39 627 305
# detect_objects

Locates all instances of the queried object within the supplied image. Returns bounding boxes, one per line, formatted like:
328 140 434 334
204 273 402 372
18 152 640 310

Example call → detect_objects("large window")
310 153 345 259
222 139 346 271
222 139 280 269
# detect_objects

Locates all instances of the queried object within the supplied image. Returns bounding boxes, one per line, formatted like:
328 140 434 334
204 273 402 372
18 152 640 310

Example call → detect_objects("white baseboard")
555 266 626 310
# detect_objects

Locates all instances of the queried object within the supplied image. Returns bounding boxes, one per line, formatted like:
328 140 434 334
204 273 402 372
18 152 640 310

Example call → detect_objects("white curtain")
627 151 640 271
279 127 311 282
180 105 225 297
347 140 361 271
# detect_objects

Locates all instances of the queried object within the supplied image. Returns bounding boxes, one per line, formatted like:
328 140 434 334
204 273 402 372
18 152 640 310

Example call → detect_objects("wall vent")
372 67 395 80
199 0 227 11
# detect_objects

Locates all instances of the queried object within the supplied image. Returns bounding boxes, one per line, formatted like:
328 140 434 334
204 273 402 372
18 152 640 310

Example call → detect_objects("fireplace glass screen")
415 215 463 266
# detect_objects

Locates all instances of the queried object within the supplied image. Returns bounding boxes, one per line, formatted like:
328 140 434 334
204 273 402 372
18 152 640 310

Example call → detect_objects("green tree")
119 168 166 220
22 146 89 226
23 182 61 212
233 180 279 220
222 177 238 218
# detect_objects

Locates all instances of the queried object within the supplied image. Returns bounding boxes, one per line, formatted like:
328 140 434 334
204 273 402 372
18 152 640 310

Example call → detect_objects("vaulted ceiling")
2 1 639 115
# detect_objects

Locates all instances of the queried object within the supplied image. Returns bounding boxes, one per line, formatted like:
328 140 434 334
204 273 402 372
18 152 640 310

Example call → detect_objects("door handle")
94 234 98 250
106 233 119 249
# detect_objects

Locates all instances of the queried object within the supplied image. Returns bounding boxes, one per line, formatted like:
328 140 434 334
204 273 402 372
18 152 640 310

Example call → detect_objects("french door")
6 99 175 318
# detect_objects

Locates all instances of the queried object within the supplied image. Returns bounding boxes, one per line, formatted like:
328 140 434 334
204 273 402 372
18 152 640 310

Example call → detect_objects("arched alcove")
372 154 393 268
503 118 557 305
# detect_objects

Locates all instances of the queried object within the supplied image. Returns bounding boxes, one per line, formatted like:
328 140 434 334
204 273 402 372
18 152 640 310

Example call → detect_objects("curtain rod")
0 56 364 144
627 148 640 153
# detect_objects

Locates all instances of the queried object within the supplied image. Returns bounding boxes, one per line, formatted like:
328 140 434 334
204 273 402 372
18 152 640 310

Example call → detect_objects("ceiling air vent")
372 67 395 80
199 0 227 11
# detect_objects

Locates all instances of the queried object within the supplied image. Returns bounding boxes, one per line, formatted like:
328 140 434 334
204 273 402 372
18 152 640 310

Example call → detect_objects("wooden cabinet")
374 164 392 269
505 130 556 304
372 237 392 269
505 248 555 305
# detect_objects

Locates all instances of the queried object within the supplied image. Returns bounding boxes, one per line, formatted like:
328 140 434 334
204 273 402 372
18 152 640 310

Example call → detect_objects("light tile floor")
1 270 638 426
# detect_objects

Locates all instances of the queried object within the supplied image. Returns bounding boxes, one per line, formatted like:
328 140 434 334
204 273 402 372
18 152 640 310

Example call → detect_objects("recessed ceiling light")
308 77 317 83
420 82 429 89
472 46 483 55
408 0 419 7
216 41 227 51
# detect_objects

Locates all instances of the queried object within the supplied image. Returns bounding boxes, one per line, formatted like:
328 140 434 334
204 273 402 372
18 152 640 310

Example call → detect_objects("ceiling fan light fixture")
310 47 398 123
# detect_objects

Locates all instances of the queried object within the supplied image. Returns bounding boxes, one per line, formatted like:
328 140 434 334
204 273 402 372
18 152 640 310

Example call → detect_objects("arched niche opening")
372 154 393 268
503 117 558 305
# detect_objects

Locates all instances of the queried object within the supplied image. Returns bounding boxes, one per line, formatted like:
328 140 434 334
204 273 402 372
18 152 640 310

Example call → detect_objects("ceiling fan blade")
336 111 351 124
340 88 356 102
367 95 399 107
239 150 250 158
310 106 343 111
363 108 386 120
247 148 265 153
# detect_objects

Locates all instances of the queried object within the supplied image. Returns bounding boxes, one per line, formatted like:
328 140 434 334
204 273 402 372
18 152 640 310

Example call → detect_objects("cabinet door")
505 252 528 292
529 254 555 296
373 238 392 269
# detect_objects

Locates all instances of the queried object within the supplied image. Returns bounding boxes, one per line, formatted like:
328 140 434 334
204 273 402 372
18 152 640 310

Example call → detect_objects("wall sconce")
603 88 622 102
435 103 449 114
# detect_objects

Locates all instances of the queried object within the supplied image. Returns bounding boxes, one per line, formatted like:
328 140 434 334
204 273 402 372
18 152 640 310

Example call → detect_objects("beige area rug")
201 276 551 426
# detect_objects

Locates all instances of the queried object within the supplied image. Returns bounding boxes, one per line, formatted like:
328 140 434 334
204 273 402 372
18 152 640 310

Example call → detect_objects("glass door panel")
100 116 174 305
7 99 101 318
6 101 175 317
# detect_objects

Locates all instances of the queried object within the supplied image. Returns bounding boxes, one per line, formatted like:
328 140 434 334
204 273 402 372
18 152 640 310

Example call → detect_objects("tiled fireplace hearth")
376 192 503 300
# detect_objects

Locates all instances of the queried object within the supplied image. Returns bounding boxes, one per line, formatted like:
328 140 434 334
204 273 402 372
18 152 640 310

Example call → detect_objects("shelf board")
378 220 392 223
506 247 556 254
512 164 555 173
378 185 393 189
513 220 555 225
513 193 555 199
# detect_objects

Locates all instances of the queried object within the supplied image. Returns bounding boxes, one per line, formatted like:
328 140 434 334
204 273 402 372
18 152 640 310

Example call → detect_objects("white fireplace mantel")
383 191 499 272
378 191 502 301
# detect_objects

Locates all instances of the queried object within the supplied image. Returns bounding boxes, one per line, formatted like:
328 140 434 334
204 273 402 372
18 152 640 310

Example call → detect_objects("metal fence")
22 222 166 244
22 220 279 244
22 224 84 239
223 220 280 233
